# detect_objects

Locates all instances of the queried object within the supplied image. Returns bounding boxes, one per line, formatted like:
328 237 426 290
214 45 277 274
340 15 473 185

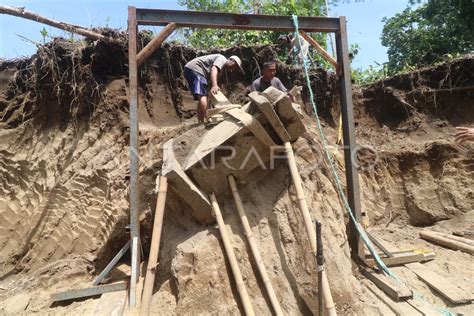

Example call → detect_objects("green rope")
291 14 455 316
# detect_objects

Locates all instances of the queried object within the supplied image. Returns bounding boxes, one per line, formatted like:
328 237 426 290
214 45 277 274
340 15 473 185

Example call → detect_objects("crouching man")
184 54 243 123
251 61 294 101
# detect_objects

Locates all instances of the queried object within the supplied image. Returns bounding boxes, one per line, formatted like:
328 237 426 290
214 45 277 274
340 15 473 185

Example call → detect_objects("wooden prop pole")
299 30 338 69
140 176 168 316
284 142 336 316
210 193 255 316
136 23 177 66
228 175 283 316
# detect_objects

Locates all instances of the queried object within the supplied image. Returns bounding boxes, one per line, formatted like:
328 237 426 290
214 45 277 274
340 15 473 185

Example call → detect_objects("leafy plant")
381 0 474 74
352 62 388 85
40 27 48 44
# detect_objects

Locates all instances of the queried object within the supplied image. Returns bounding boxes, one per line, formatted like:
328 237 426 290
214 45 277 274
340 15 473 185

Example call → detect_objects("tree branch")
0 5 114 42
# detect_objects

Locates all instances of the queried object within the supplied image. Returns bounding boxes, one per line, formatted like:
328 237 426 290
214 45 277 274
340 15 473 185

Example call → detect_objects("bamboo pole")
420 231 474 255
210 193 255 316
140 176 168 316
315 221 324 316
284 142 337 316
228 175 283 316
299 30 338 69
429 231 474 247
0 5 111 42
136 23 177 67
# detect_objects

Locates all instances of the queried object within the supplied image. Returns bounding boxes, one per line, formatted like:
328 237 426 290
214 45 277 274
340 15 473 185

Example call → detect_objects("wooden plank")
362 280 421 316
366 253 424 267
93 290 127 316
406 299 439 316
51 282 128 302
361 269 412 302
93 240 131 286
365 249 416 258
410 268 473 304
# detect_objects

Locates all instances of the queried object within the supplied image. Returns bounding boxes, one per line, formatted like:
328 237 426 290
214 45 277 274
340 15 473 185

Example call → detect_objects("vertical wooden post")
128 5 140 307
335 17 364 261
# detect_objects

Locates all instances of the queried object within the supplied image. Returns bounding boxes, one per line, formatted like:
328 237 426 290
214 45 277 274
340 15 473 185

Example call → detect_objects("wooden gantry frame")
127 7 363 306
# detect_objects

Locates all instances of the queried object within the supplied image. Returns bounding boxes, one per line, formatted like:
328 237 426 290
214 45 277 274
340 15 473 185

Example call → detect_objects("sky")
0 0 413 69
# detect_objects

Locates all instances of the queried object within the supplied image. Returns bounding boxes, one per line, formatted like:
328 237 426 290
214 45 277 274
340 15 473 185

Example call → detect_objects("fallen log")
420 231 474 255
0 5 112 42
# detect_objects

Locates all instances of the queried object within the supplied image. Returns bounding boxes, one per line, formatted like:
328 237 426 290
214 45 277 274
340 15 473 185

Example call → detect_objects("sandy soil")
0 39 472 315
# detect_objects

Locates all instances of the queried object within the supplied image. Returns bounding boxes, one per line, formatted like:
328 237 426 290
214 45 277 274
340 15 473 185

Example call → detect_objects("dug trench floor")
0 41 472 315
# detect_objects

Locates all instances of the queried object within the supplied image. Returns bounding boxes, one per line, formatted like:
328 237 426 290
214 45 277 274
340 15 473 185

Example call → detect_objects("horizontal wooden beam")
365 252 425 267
135 8 340 32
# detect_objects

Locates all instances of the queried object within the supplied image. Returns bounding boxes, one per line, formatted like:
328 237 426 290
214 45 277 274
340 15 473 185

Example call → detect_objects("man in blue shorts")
184 54 243 123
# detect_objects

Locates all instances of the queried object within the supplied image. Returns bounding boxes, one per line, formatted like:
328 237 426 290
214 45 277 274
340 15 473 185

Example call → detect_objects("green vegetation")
381 0 474 74
178 0 327 51
177 0 473 85
40 27 48 44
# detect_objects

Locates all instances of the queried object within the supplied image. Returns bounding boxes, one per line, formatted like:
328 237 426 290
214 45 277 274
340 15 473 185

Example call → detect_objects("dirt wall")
0 38 472 315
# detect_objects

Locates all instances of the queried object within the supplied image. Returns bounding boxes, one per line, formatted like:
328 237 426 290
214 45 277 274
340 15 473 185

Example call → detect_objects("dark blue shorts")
184 67 208 100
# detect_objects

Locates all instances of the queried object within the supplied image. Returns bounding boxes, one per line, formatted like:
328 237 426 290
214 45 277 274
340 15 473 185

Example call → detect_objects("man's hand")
210 85 220 94
455 127 474 144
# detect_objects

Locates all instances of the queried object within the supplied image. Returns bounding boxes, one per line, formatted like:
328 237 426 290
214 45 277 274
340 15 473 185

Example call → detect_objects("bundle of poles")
139 142 336 315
